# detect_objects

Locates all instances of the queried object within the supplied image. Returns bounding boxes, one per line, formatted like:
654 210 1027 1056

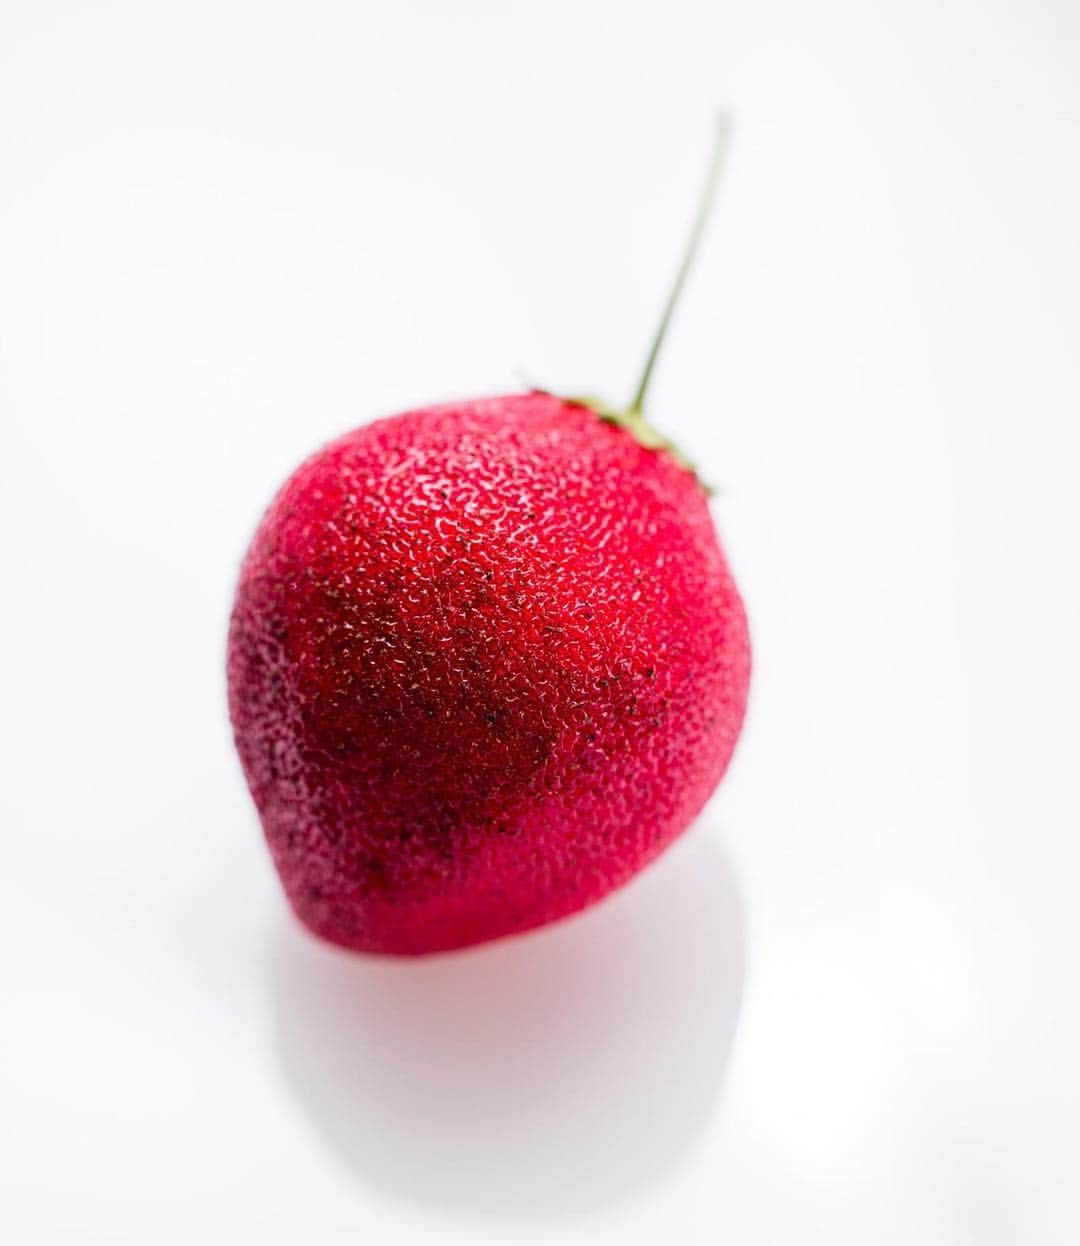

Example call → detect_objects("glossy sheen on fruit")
228 393 750 954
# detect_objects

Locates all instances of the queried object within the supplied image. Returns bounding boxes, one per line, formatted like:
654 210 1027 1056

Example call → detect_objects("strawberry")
227 122 750 954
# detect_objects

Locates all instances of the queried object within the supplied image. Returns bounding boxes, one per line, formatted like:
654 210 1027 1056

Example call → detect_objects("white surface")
2 2 1079 1242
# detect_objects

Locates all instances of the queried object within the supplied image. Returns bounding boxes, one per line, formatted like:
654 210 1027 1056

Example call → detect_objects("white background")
2 2 1079 1242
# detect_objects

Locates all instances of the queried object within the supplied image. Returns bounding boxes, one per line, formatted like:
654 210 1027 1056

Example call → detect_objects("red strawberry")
227 122 750 955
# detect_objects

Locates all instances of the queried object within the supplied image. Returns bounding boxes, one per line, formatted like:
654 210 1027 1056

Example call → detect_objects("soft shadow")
271 830 745 1220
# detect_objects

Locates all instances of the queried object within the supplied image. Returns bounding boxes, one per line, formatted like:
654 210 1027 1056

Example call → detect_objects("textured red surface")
228 393 750 954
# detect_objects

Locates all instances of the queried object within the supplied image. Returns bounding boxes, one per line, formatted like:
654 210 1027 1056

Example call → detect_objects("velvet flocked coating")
228 393 750 954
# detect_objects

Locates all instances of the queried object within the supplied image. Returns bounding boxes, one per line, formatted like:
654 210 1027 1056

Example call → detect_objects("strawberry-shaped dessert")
228 122 750 954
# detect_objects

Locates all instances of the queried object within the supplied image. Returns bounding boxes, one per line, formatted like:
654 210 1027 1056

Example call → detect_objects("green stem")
628 113 732 416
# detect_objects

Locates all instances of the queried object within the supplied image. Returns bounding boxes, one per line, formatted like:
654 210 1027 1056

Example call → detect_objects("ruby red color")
227 393 750 955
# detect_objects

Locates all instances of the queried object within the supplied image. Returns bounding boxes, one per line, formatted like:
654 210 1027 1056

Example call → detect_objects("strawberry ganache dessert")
227 122 750 954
